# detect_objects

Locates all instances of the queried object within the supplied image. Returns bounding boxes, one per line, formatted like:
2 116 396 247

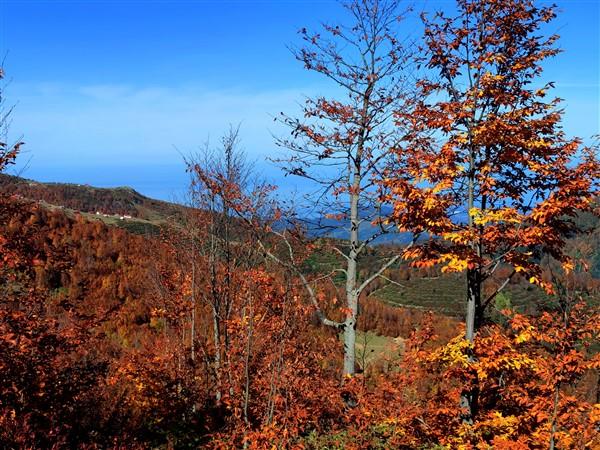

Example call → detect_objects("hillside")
0 173 187 220
4 172 598 319
2 186 597 448
0 173 191 235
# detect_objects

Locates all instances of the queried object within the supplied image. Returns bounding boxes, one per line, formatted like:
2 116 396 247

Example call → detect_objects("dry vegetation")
1 0 599 448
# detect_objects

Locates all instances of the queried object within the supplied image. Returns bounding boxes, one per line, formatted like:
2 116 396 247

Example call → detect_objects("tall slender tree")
277 0 414 376
184 125 264 402
383 0 599 421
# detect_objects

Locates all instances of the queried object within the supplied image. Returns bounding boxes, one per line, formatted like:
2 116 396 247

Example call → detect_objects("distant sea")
12 160 317 203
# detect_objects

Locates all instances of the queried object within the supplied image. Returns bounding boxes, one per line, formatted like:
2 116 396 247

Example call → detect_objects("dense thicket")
1 196 598 448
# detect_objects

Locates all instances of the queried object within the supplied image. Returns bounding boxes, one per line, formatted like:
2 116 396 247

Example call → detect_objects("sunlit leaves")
384 0 599 303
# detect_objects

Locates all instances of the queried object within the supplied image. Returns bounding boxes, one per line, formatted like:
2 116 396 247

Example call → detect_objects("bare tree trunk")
207 193 223 402
212 304 222 403
548 383 560 450
342 293 357 377
265 278 290 426
223 143 234 399
243 297 254 427
343 167 361 376
461 267 481 423
461 149 481 423
190 262 196 363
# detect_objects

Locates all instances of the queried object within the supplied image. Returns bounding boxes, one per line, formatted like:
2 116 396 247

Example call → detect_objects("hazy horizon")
2 0 598 200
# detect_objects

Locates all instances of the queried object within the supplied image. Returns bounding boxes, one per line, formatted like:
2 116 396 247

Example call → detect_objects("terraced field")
372 273 555 317
373 274 466 316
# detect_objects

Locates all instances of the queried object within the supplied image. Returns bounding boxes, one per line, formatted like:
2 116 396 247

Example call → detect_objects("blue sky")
1 0 598 200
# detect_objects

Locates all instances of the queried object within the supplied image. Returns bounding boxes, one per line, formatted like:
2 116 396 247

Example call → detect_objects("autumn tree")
0 66 22 174
0 65 25 291
183 125 279 406
383 0 599 421
179 129 353 446
277 0 415 376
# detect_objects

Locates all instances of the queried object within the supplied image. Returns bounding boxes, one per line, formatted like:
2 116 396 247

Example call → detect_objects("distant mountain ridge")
304 215 416 245
2 173 598 276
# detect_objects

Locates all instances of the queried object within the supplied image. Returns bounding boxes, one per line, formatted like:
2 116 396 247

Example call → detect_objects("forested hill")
3 173 599 281
3 172 599 318
0 173 188 223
